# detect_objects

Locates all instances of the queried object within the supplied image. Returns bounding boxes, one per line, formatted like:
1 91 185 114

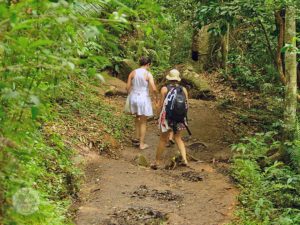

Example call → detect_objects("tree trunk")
284 5 297 140
297 63 300 88
191 28 199 61
275 9 300 101
275 9 286 84
221 23 229 74
220 0 229 73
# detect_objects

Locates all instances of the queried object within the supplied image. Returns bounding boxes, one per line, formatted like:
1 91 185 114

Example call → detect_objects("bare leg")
155 131 170 164
169 131 175 144
135 116 140 140
166 131 175 147
139 116 148 149
169 131 174 141
174 131 188 165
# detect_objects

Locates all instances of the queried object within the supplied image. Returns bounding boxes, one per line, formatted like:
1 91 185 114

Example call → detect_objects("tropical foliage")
231 133 300 224
0 0 174 224
0 0 299 224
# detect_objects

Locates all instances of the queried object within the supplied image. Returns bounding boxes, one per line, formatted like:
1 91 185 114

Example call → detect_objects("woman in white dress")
126 57 158 150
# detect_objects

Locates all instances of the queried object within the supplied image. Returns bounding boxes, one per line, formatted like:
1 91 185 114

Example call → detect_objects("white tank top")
131 68 150 93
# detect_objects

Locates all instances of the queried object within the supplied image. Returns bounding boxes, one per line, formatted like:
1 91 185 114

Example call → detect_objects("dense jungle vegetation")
0 0 299 224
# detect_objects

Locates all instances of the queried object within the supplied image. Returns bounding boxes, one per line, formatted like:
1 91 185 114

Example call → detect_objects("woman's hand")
153 96 161 117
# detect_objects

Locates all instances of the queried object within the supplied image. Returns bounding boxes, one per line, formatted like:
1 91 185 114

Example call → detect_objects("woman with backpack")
151 69 190 169
126 56 158 150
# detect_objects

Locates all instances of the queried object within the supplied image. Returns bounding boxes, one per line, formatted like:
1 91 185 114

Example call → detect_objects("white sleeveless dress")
129 68 153 117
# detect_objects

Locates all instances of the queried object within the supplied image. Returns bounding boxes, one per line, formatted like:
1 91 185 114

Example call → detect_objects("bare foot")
139 144 149 150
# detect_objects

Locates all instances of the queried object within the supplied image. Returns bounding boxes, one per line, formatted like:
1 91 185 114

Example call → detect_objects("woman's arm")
147 72 159 106
183 87 189 105
148 73 157 93
126 71 135 93
159 86 168 112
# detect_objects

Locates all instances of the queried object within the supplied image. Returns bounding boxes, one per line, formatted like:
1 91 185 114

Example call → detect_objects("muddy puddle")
103 207 167 225
181 171 205 182
131 185 183 202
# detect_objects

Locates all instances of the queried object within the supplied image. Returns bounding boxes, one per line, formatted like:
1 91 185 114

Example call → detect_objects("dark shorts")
168 121 186 131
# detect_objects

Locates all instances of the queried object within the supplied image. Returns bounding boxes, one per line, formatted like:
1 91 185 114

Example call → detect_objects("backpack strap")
184 123 192 136
167 84 176 92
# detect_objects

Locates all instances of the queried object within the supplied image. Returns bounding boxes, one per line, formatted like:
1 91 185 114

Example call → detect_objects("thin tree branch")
256 17 277 66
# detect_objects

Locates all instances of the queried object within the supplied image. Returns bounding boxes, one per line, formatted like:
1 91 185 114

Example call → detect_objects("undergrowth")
229 132 300 225
0 0 173 224
56 76 132 148
1 75 132 225
1 129 77 225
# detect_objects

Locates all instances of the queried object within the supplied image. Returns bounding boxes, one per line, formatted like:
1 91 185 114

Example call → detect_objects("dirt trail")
73 97 238 225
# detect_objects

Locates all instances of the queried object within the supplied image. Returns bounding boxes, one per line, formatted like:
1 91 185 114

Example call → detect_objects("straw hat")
166 69 181 81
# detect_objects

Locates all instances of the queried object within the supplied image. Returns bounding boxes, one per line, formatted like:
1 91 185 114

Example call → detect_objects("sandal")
166 139 175 148
150 163 163 170
132 138 139 143
150 163 158 170
179 161 189 167
132 142 140 147
169 139 175 145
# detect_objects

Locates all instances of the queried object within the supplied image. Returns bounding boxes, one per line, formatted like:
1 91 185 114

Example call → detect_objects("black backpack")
165 85 192 135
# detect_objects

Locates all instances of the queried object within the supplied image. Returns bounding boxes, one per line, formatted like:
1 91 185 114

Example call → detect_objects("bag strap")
172 122 192 135
166 84 177 96
184 123 192 136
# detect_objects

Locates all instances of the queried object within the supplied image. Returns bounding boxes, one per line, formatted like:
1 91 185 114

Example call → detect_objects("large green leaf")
30 39 54 49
